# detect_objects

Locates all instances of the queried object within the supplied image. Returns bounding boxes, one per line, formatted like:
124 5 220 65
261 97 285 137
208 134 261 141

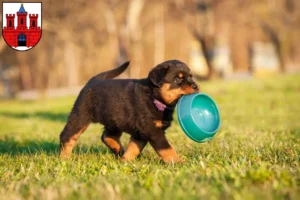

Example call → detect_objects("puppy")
59 60 199 163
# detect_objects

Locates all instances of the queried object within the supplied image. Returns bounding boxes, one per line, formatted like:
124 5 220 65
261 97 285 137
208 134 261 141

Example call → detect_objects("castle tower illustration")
2 3 42 50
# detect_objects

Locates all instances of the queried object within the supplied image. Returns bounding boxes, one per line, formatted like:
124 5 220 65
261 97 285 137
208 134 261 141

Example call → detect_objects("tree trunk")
154 3 165 64
64 41 79 87
126 0 145 78
229 24 250 73
193 31 214 79
16 54 32 90
261 22 285 72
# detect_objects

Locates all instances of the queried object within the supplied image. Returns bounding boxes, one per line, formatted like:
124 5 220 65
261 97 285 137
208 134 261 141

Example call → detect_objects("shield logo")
2 2 42 51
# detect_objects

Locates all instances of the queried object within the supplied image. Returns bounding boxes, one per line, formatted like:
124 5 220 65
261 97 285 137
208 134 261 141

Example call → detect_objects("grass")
0 74 299 200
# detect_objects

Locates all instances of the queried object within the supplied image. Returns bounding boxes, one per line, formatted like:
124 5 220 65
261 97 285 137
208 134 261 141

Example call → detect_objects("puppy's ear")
148 64 169 87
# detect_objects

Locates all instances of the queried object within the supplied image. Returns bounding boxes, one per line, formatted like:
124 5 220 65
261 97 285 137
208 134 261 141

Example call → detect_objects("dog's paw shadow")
0 137 109 156
0 111 68 122
72 144 110 156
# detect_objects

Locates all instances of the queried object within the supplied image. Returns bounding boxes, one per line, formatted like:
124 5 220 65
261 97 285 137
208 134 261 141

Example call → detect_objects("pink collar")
153 99 167 111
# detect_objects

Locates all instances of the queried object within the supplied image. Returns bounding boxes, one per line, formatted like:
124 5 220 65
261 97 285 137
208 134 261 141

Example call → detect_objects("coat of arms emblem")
2 2 42 51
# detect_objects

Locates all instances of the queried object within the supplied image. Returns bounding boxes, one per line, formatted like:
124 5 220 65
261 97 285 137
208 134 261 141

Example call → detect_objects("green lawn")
0 74 299 200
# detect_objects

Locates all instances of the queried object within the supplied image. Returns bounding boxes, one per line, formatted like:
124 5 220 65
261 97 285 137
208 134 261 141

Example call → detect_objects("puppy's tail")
88 61 130 83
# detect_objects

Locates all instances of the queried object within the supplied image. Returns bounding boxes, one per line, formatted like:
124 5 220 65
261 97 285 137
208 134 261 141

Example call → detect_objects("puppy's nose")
192 84 199 91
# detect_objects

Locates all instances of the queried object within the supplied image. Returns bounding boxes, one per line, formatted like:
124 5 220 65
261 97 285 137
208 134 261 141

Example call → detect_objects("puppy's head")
148 60 199 105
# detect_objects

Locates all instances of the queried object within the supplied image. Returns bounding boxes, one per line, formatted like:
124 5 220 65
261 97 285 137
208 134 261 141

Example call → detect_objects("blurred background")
0 0 300 99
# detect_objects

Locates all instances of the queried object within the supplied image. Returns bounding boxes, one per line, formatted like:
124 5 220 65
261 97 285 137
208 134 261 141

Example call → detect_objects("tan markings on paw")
102 136 123 155
60 124 89 158
122 138 147 161
157 146 181 163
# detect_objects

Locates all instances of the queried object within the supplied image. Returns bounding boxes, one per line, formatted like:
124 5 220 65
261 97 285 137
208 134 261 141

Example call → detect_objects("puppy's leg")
122 137 147 161
60 92 91 158
101 129 124 156
59 118 90 158
148 133 181 163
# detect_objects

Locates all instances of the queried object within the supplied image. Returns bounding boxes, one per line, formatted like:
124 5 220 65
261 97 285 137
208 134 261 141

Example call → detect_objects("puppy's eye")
174 77 183 84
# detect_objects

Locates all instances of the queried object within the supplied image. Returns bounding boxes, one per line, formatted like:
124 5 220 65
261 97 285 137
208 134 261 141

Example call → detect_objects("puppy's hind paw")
162 156 185 164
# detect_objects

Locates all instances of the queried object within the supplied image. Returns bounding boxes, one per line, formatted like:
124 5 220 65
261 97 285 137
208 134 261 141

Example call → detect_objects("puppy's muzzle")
191 83 199 92
192 83 198 91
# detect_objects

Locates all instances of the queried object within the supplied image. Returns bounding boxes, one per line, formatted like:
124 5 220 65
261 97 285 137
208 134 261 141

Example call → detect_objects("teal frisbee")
177 93 221 143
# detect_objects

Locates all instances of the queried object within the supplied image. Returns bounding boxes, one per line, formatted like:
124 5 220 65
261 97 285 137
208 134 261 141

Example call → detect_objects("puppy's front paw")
121 154 135 161
162 155 184 164
59 151 71 159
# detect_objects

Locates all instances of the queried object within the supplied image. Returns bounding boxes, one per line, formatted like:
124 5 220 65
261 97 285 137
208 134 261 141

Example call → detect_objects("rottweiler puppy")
59 60 199 163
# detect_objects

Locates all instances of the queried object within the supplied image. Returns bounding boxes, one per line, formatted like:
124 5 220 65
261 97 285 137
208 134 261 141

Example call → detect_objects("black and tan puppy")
60 60 199 163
